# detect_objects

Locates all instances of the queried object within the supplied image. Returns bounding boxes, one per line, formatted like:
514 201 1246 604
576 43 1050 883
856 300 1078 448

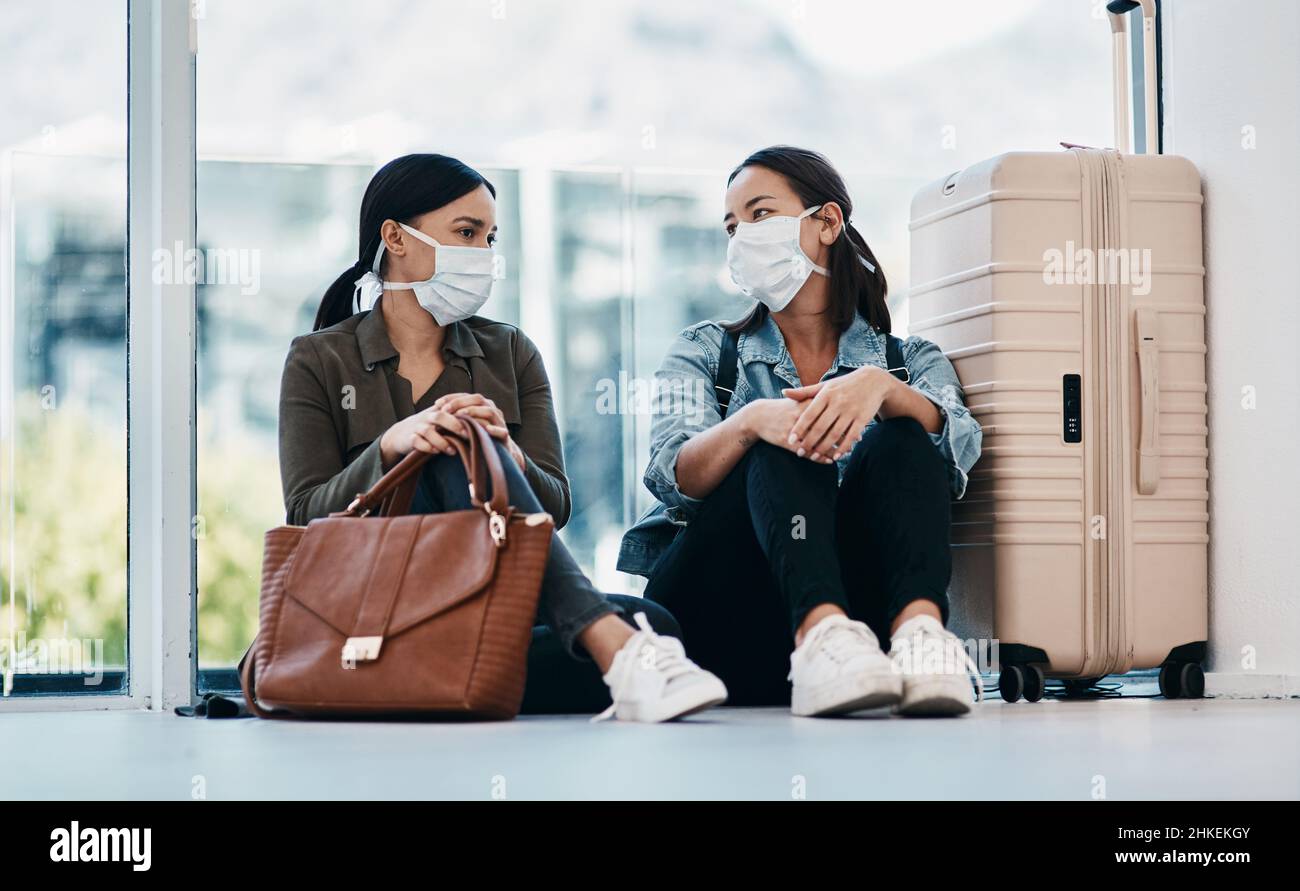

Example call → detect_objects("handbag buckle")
341 636 383 668
487 509 507 547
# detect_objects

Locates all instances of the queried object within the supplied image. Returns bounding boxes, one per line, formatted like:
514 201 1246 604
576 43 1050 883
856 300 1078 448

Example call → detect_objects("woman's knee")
862 417 938 461
870 415 930 445
746 441 840 490
851 417 947 485
420 450 467 478
748 440 805 470
607 594 682 640
411 451 471 512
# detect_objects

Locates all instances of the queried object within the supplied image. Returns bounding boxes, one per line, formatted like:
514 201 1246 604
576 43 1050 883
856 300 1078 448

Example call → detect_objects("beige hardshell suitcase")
908 1 1208 701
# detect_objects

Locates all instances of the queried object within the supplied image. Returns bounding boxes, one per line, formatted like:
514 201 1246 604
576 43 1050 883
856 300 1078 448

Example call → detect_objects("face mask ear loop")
397 221 443 250
365 233 420 299
841 218 878 274
372 222 440 281
800 205 837 278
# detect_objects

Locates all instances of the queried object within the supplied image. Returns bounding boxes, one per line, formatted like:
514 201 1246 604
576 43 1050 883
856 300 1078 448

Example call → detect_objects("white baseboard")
1206 673 1300 699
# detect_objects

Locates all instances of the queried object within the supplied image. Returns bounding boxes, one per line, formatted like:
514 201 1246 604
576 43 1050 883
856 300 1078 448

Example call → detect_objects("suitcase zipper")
1101 150 1120 677
1081 148 1107 680
1083 148 1124 681
1095 149 1113 679
1097 148 1130 678
1106 149 1134 675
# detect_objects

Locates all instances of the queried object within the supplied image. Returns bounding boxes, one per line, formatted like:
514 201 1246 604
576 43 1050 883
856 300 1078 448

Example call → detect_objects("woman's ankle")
889 599 944 637
794 603 849 647
577 613 635 673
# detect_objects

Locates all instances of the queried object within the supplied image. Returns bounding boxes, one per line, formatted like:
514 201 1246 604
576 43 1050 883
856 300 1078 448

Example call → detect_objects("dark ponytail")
313 153 496 331
315 259 370 331
723 145 889 336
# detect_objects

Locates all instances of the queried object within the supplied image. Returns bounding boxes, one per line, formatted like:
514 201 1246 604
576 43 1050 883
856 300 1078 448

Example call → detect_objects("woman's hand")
672 396 810 500
432 392 526 472
379 409 469 469
736 398 809 453
783 366 902 462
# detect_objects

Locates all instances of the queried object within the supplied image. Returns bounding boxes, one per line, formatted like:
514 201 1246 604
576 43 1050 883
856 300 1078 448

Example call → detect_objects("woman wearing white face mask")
280 154 726 722
630 146 983 717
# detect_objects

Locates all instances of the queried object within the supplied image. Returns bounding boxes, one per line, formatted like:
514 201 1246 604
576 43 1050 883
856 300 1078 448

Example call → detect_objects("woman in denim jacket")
637 146 982 717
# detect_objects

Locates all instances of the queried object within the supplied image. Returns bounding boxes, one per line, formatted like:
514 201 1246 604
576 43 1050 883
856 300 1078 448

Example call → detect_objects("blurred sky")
748 0 1039 76
0 0 1114 173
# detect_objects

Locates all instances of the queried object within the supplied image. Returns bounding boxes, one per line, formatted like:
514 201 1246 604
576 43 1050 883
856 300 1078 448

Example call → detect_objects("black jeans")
644 416 952 706
409 442 680 715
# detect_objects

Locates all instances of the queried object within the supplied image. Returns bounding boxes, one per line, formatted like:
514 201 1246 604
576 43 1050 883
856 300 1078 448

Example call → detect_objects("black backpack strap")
884 334 909 383
714 328 741 418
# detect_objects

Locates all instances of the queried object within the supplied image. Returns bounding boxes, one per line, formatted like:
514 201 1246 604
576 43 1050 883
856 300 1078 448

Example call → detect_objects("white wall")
1162 0 1300 695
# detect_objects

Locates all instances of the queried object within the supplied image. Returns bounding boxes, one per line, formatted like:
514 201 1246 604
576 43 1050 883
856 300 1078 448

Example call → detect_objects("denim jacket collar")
737 310 887 385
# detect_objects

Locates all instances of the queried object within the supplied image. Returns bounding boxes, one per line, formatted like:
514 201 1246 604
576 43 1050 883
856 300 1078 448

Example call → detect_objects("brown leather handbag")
239 418 553 719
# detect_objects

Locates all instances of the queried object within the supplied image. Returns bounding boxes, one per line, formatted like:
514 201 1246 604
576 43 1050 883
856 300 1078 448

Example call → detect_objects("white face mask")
726 204 876 313
354 222 502 324
727 205 828 313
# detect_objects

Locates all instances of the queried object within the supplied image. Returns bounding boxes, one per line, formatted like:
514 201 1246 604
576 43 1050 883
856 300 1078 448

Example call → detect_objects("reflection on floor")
4 692 1298 800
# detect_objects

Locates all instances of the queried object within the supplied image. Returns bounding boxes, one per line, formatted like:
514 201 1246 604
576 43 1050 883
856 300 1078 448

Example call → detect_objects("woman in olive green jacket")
278 153 725 722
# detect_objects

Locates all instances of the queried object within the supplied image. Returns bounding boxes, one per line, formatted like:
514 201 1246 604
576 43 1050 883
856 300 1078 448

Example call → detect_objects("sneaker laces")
891 622 984 703
786 617 882 681
592 612 697 723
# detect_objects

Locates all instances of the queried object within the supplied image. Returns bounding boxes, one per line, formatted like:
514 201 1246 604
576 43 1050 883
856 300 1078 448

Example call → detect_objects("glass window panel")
0 3 128 695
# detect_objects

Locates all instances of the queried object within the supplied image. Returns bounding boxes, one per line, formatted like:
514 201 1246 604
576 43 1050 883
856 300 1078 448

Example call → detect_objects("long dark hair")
724 145 889 335
313 153 496 331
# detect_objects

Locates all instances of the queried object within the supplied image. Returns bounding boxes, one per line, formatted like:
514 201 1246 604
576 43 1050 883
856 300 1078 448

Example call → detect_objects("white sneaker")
788 614 903 717
593 613 728 723
890 614 982 716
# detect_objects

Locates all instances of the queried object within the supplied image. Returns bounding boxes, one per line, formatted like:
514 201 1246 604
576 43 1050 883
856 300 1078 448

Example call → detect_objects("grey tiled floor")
3 696 1298 800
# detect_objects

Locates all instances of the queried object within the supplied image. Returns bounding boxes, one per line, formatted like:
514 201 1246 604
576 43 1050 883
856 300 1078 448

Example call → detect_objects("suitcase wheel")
1022 665 1045 702
1159 662 1205 699
1062 677 1103 697
998 664 1045 703
998 666 1023 703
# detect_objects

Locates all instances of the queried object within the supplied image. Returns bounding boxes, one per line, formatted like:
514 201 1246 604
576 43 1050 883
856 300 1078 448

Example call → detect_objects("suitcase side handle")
1106 0 1158 155
1135 308 1161 495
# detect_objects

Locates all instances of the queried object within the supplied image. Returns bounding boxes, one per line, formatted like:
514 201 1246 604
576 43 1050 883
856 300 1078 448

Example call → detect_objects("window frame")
124 0 199 712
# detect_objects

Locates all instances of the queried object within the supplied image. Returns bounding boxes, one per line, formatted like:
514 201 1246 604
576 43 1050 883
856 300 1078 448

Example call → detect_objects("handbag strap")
334 416 509 519
445 418 510 516
238 642 280 719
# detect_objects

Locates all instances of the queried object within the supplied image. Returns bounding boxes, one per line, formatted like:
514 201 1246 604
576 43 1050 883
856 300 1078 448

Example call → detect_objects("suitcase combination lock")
1063 374 1082 443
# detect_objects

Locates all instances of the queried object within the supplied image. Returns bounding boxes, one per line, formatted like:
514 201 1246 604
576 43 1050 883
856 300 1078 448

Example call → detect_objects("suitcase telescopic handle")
1106 0 1158 155
1135 309 1161 495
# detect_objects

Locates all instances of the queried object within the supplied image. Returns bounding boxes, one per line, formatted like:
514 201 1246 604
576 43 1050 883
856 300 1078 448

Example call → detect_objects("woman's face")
382 184 498 280
723 165 836 266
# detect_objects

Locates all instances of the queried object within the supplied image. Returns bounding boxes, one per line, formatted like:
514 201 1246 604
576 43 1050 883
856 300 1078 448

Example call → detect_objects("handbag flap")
283 510 500 639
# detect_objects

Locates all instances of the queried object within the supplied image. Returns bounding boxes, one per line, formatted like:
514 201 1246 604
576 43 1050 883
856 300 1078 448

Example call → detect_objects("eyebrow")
450 216 495 230
723 194 777 222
